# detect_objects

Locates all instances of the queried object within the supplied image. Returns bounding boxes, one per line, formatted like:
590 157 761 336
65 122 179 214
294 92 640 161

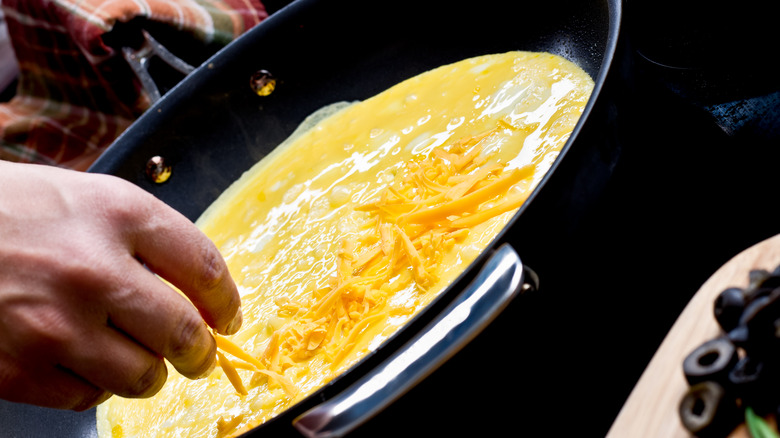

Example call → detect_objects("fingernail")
195 354 217 379
224 307 243 335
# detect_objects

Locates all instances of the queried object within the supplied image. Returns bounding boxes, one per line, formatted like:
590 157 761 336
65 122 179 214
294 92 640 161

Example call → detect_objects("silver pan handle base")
293 243 530 438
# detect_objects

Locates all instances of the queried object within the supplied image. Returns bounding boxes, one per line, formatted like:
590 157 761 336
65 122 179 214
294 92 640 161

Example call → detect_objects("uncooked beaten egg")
97 51 594 438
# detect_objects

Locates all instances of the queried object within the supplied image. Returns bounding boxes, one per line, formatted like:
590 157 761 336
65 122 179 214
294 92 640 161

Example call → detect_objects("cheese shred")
216 351 248 396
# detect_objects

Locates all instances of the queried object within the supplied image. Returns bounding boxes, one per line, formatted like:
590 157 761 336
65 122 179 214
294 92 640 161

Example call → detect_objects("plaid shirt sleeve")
0 0 268 170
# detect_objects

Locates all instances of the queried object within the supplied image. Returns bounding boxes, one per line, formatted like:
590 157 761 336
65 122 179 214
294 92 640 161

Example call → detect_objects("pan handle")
292 242 535 438
122 30 195 104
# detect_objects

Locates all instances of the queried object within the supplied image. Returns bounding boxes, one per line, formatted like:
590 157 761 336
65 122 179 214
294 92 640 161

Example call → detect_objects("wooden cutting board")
607 233 780 437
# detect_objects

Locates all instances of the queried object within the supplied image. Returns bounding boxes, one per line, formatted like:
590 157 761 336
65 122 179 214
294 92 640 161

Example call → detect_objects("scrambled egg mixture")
97 51 594 437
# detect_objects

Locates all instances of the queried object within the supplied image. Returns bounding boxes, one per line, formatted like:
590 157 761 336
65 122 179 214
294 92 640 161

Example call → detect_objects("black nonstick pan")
0 0 622 436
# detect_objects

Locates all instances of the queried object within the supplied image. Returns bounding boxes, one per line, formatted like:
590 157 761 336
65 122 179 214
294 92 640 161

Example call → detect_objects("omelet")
96 51 594 438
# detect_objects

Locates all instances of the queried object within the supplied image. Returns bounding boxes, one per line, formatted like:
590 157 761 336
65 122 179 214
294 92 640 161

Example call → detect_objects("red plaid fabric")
0 0 267 170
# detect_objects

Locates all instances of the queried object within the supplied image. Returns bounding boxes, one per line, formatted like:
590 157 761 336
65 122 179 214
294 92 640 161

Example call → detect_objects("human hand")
0 160 242 411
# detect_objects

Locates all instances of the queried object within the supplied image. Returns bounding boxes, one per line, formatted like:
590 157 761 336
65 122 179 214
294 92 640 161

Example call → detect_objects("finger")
0 350 111 411
54 321 168 399
130 200 242 336
104 259 218 380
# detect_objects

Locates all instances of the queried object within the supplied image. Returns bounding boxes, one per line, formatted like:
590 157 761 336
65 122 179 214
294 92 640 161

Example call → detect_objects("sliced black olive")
759 274 780 290
683 337 739 386
738 291 780 358
739 289 780 335
744 269 780 303
729 355 763 387
738 296 770 329
745 287 778 305
727 326 750 348
679 381 740 437
747 269 771 292
728 356 776 415
714 287 746 332
750 267 780 291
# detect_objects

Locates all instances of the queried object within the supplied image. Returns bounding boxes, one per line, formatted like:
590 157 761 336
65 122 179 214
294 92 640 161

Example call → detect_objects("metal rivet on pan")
250 69 276 96
145 156 172 184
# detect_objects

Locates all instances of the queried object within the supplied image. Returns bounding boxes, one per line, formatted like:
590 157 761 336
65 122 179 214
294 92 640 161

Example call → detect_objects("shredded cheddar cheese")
97 51 594 438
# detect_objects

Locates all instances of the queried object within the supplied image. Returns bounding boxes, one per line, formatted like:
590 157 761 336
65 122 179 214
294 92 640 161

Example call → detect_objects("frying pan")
0 0 622 436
